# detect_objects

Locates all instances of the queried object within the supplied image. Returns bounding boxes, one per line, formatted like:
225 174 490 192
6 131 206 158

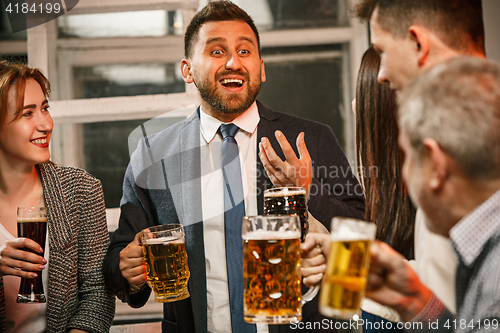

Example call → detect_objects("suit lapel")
178 113 203 227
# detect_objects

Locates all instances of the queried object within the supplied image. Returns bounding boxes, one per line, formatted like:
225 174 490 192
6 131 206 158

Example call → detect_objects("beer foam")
144 236 184 245
330 230 372 242
264 188 306 198
243 230 301 240
17 218 48 223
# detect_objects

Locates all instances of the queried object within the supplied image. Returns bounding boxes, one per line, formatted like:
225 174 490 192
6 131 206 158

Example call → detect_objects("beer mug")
140 224 190 302
242 215 319 324
319 217 377 320
17 207 48 303
263 187 308 242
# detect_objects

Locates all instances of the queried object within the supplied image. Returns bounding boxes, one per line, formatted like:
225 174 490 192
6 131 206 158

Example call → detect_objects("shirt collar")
450 189 500 267
199 101 260 143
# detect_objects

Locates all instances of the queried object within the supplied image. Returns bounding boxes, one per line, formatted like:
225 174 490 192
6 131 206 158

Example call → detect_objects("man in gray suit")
104 1 364 332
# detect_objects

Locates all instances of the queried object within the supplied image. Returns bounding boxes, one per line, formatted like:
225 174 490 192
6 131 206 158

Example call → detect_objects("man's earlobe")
180 59 194 84
260 58 266 83
423 138 449 190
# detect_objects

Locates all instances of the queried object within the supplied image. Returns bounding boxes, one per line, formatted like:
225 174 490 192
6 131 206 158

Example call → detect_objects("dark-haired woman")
355 47 416 260
354 46 416 332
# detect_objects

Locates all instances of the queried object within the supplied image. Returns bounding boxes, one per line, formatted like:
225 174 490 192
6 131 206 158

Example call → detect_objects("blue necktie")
219 124 255 333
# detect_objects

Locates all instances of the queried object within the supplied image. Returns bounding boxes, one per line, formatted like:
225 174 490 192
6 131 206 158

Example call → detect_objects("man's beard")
194 71 261 114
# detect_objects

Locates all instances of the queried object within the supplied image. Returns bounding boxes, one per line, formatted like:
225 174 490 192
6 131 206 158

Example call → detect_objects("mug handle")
301 284 320 304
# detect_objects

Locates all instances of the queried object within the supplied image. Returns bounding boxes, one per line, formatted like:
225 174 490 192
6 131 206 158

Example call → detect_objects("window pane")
267 0 349 29
224 0 349 31
83 117 186 208
259 44 346 148
57 10 183 38
73 63 185 99
0 54 27 63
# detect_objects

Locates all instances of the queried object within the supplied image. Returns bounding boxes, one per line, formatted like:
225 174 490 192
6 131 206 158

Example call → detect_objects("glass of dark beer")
263 187 308 242
242 215 319 324
17 207 48 303
140 224 190 302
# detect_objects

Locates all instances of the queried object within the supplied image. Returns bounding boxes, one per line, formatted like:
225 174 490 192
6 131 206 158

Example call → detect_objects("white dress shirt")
414 209 457 313
200 102 268 333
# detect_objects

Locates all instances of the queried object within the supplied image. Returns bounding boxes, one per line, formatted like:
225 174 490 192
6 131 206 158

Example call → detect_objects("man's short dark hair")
184 0 261 59
352 0 485 55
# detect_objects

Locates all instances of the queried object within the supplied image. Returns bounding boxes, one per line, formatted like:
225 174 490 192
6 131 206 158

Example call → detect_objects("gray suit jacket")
104 101 364 332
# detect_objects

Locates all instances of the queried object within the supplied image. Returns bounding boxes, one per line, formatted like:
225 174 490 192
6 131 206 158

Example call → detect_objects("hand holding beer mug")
263 187 308 242
17 207 47 303
319 217 377 319
242 215 319 324
140 224 190 302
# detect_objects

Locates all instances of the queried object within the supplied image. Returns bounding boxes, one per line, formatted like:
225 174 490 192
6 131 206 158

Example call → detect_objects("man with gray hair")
365 56 500 331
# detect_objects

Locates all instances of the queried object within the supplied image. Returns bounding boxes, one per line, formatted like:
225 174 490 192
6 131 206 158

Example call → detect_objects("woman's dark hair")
355 47 415 259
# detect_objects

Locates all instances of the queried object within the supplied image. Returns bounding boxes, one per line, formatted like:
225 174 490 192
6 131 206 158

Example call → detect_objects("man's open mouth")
220 78 244 89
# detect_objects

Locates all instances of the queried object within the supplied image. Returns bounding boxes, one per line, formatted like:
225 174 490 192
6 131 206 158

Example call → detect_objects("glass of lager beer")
263 187 308 242
242 215 319 324
319 217 377 319
17 207 48 303
140 224 190 302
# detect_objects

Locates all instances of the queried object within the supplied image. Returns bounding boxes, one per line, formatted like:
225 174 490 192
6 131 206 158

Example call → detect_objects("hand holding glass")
140 224 190 302
17 207 47 303
242 215 319 324
319 217 377 320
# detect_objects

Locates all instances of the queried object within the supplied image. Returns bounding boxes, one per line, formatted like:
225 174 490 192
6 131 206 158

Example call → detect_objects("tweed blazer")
0 163 115 333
